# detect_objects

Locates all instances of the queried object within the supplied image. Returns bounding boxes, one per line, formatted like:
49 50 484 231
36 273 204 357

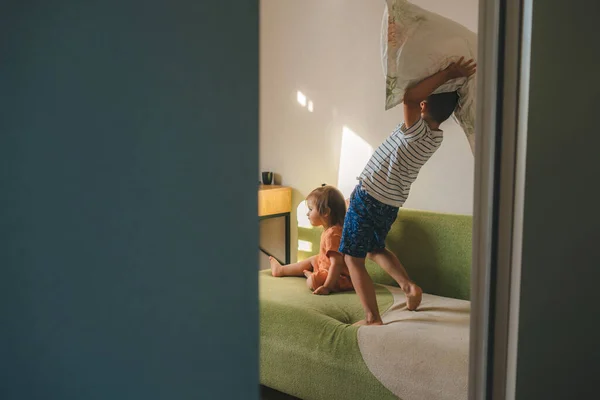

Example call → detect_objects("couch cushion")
298 208 472 301
259 270 396 399
369 208 472 300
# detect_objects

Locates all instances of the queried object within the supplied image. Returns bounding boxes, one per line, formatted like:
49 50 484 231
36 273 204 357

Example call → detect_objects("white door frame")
469 0 532 399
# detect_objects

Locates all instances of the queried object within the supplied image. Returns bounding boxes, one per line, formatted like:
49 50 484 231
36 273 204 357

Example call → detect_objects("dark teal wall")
517 1 600 398
1 1 258 399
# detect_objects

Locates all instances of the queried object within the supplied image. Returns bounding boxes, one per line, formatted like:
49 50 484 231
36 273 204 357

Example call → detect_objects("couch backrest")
297 208 472 300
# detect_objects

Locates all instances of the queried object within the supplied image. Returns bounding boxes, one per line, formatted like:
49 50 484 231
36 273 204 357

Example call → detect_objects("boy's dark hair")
306 185 346 227
425 91 459 124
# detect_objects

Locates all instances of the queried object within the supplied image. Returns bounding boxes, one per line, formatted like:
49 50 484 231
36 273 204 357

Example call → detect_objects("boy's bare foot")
352 318 384 326
269 256 284 277
353 312 384 326
405 283 423 311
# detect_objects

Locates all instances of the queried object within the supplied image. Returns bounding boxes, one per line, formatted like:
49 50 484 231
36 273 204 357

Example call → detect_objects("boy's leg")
367 249 422 310
270 256 315 277
345 255 382 325
339 184 383 325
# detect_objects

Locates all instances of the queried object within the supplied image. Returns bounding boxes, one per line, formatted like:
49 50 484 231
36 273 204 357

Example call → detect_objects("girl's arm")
313 253 344 295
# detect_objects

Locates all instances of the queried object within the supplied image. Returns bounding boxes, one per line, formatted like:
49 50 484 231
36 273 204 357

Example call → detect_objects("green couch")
260 208 472 399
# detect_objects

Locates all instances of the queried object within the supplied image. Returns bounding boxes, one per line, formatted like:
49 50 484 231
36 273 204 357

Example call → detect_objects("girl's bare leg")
269 256 316 277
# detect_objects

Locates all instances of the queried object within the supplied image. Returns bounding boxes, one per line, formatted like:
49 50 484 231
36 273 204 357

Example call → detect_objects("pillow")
381 0 477 153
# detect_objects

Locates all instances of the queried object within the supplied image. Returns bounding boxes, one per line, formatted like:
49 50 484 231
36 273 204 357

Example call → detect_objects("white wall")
259 0 477 265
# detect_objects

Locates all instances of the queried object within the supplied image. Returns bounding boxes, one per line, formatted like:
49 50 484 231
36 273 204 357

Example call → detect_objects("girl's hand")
313 286 331 295
445 57 477 80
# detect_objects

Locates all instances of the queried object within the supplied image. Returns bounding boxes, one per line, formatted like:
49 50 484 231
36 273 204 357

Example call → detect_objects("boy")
340 57 476 325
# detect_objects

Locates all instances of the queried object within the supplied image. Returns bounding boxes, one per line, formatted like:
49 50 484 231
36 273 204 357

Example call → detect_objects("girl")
269 185 353 295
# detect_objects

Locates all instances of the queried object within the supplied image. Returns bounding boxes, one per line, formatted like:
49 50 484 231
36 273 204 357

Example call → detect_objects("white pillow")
382 0 477 154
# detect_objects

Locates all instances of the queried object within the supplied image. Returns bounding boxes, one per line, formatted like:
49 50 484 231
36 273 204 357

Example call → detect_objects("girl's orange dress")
307 225 354 291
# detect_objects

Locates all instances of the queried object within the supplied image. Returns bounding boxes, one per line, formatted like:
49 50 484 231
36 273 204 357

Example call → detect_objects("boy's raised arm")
402 57 476 128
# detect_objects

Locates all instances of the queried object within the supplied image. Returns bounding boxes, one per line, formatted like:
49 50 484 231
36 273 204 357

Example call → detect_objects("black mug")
262 172 273 185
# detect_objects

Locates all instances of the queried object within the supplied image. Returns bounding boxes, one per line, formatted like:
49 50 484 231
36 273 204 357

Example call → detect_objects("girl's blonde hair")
306 185 346 227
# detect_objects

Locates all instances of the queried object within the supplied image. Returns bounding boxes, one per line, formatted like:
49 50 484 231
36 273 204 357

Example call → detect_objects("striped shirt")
359 119 443 207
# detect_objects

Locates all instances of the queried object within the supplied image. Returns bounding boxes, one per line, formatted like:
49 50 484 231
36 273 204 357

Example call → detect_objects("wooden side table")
258 185 292 264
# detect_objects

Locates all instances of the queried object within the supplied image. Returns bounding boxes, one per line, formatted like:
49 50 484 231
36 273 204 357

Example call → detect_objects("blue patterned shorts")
339 184 399 258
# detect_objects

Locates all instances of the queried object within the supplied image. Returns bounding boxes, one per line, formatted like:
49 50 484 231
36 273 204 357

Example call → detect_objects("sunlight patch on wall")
296 91 315 113
298 240 313 252
297 201 312 228
296 91 307 107
337 126 373 199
